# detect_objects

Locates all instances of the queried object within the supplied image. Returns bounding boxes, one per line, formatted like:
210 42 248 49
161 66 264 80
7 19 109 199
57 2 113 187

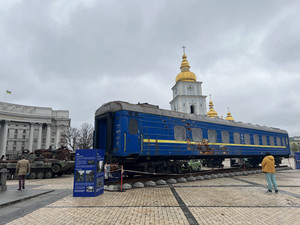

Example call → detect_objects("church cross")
182 45 186 54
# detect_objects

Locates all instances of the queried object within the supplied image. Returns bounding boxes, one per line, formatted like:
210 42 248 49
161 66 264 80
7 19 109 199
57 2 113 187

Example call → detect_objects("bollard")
0 168 8 191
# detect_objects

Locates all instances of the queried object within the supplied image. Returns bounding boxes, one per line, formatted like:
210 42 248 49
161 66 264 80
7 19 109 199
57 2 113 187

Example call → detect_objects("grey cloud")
0 0 300 136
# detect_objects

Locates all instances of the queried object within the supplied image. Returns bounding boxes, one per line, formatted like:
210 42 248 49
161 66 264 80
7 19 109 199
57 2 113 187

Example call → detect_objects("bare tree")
78 123 94 149
59 127 80 151
59 123 94 150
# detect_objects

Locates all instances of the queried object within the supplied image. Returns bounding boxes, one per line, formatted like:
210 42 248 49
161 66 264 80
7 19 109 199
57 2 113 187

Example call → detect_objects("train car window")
174 126 186 141
276 137 281 146
233 132 240 144
192 128 202 142
208 129 217 143
221 131 229 143
244 133 250 144
269 136 274 146
128 119 138 135
253 134 259 145
262 136 267 145
282 138 285 146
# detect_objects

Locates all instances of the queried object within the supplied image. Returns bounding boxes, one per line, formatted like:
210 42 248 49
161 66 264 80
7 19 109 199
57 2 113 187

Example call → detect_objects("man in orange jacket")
261 152 278 193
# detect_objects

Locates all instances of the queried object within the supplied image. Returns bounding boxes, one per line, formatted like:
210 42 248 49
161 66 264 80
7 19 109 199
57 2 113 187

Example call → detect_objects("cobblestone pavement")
3 160 300 225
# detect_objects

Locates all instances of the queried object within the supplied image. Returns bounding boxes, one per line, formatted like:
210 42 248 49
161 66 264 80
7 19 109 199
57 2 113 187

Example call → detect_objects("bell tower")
170 48 207 115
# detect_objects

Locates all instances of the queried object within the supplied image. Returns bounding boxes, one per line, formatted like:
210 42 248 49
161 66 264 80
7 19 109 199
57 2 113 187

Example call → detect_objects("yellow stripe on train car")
143 139 286 149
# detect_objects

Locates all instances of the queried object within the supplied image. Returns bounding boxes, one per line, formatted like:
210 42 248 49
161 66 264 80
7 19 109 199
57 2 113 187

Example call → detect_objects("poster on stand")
73 149 105 197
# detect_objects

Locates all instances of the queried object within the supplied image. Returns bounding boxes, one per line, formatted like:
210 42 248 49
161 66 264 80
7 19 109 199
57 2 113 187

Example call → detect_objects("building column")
28 123 34 152
0 121 9 156
45 124 51 149
55 126 61 149
37 124 42 149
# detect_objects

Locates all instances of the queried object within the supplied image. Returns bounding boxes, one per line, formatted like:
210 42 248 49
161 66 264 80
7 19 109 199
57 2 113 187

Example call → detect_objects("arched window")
190 105 195 114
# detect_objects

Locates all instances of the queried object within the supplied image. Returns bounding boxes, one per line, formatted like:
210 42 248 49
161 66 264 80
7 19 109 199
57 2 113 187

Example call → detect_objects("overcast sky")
1 0 300 136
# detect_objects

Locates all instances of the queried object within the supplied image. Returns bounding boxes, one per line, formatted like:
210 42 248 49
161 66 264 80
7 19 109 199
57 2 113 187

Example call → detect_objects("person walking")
261 152 278 193
16 156 30 190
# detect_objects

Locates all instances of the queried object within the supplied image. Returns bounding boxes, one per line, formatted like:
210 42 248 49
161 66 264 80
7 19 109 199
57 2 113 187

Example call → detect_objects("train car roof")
95 101 288 135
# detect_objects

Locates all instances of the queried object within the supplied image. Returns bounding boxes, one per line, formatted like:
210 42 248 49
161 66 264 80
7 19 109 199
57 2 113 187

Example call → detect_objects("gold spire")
175 52 197 82
225 108 234 121
207 97 218 118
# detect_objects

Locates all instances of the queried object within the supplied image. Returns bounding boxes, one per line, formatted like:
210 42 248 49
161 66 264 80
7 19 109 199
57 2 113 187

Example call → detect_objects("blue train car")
94 101 290 172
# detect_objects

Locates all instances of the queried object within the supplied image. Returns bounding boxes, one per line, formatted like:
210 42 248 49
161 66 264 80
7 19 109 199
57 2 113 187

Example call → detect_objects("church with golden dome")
170 50 207 115
170 48 235 121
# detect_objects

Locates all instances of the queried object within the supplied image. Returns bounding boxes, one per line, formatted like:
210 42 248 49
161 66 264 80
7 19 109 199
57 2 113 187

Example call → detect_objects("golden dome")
175 53 197 82
207 100 218 118
225 111 234 121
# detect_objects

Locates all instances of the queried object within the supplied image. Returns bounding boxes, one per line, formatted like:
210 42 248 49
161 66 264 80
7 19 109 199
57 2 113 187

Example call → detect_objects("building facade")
170 53 207 115
0 101 70 157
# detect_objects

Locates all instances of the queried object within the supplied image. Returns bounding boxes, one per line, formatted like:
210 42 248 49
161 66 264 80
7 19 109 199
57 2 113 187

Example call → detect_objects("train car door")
124 115 141 155
95 118 107 150
94 114 113 161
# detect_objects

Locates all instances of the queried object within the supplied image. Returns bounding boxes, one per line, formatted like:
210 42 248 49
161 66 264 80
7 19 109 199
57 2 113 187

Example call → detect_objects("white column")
55 126 61 149
37 124 42 149
28 123 34 152
0 121 8 156
45 124 51 149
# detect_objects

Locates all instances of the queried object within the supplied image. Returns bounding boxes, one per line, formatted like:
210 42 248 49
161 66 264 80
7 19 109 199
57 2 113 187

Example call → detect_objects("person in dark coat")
16 156 30 190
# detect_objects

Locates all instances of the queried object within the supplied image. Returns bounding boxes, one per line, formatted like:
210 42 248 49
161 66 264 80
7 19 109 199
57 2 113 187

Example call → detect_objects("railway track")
105 165 289 186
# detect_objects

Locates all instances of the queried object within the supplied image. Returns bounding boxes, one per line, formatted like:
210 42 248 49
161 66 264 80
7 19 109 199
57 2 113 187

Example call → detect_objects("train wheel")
37 171 44 179
147 166 155 174
29 172 37 179
45 171 53 178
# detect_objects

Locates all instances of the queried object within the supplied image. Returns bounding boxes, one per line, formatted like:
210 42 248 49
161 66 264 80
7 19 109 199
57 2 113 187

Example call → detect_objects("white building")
0 101 70 157
170 53 207 115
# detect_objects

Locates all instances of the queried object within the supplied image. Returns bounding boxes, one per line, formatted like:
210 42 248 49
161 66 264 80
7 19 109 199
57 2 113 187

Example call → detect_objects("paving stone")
144 181 156 187
155 179 167 185
187 176 196 181
132 182 144 188
177 177 187 183
3 159 299 225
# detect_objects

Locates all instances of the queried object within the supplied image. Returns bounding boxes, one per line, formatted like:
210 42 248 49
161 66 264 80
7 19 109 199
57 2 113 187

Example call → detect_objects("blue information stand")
73 149 105 197
295 152 300 169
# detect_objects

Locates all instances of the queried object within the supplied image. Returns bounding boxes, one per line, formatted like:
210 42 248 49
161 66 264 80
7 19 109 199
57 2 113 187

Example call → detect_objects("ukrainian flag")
6 90 11 94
